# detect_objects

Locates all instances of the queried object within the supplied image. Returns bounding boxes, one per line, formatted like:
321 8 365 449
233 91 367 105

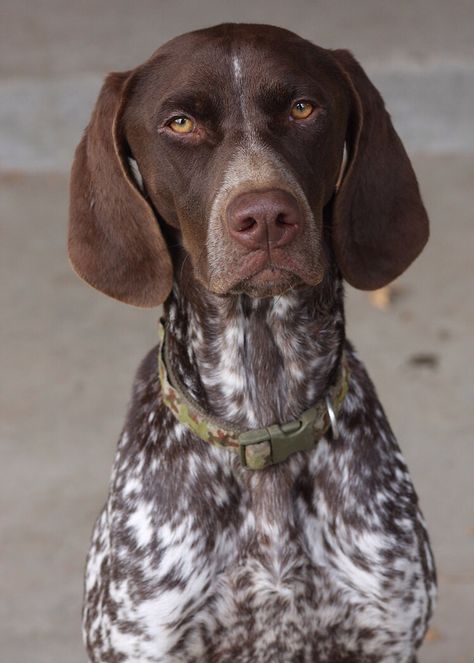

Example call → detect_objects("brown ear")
68 71 172 307
330 50 429 290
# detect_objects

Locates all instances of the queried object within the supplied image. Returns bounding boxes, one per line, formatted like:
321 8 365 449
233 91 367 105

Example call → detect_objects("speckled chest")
82 351 435 663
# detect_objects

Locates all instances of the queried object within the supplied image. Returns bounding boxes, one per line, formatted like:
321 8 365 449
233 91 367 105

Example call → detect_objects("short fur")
69 23 435 663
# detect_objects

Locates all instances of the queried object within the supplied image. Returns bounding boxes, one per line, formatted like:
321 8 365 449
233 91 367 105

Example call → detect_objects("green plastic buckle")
238 405 319 468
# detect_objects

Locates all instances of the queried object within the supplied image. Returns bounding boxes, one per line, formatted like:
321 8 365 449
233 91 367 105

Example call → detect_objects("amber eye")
168 116 195 134
290 100 314 120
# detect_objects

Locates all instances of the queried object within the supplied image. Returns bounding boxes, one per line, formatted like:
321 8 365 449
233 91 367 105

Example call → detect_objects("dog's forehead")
146 23 335 92
157 22 307 57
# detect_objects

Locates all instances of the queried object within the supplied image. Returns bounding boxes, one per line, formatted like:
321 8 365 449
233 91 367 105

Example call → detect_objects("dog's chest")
84 403 433 663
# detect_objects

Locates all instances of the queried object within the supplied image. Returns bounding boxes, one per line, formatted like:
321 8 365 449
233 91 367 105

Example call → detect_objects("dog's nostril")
238 217 257 232
276 213 293 227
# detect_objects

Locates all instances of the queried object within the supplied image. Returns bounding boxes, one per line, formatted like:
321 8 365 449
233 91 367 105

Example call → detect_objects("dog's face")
69 24 429 306
122 25 348 297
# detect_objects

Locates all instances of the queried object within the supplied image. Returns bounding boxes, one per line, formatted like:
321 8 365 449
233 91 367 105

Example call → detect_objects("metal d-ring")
325 397 339 440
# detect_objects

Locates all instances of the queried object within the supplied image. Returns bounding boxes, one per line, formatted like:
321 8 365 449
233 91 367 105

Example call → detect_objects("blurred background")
1 1 473 661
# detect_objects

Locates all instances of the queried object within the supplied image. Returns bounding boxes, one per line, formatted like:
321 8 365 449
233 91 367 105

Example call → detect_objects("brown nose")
226 189 301 250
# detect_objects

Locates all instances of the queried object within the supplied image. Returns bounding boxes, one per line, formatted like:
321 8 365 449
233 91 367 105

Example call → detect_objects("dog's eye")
168 116 195 134
290 101 314 120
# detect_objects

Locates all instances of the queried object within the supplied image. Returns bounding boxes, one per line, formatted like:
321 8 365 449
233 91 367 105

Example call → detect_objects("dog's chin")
205 256 325 298
226 268 306 298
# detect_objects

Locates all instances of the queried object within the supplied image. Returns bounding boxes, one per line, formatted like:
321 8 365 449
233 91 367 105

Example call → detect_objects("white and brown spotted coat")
83 277 436 663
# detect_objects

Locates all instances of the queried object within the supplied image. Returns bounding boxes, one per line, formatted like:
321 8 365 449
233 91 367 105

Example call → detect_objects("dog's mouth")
228 265 303 297
204 228 326 297
214 248 323 297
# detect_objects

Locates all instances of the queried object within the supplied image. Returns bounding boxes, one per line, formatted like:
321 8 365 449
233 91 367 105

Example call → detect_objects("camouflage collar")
158 321 349 471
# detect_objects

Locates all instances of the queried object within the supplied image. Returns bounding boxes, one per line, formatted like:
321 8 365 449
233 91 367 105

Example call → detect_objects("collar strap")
157 321 349 471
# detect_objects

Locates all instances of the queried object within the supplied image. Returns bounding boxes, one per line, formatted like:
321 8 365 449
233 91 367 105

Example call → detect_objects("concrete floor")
1 1 473 661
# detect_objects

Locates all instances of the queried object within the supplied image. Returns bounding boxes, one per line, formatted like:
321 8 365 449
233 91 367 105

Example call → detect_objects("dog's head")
69 23 428 306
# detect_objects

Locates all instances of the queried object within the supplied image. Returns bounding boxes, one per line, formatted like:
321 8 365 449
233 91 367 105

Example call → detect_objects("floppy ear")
68 71 173 307
330 49 429 290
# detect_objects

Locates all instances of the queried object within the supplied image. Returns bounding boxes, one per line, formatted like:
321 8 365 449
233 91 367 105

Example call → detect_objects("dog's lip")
214 252 319 294
230 252 296 284
248 248 318 278
249 266 286 281
226 266 302 297
206 245 324 295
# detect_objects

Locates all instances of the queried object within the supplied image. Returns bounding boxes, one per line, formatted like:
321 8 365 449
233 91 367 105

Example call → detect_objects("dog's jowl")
69 23 436 663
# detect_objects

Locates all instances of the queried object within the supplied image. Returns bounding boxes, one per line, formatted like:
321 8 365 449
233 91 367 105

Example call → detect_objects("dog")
69 23 436 663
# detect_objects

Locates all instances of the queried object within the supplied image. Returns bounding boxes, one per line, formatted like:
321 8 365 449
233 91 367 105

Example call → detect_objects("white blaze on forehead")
232 55 242 83
231 53 252 130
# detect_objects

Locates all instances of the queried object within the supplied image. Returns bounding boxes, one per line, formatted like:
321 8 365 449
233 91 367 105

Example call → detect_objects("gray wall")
1 0 473 171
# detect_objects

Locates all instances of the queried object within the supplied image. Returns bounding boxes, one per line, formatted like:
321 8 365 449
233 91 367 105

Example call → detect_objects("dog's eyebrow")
257 81 325 114
157 92 222 121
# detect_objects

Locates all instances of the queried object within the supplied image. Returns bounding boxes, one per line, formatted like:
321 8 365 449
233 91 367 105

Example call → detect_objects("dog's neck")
163 268 345 430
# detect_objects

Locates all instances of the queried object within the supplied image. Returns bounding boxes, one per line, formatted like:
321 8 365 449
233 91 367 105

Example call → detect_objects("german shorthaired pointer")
69 23 436 663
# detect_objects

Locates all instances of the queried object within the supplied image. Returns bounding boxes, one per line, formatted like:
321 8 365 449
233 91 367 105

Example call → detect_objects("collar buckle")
238 407 319 470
